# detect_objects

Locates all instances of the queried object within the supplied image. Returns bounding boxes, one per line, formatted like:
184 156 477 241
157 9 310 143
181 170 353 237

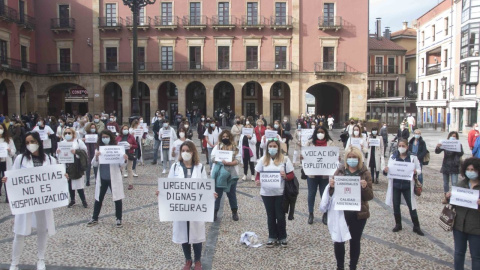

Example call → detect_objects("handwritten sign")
216 150 233 162
141 123 148 132
350 138 363 151
57 142 74 164
158 178 215 222
450 186 479 209
43 139 52 149
387 160 415 181
440 140 461 152
301 146 340 176
369 138 381 147
37 130 48 141
107 126 117 133
5 164 69 215
85 134 98 144
118 141 130 150
0 143 8 158
260 172 282 189
265 130 278 139
242 128 254 136
134 128 143 138
162 129 171 138
301 129 314 145
99 146 125 164
333 176 361 211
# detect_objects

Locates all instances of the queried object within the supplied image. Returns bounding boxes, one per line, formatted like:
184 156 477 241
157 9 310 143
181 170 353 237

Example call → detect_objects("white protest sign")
57 142 74 164
450 186 479 209
369 138 381 147
0 143 8 158
134 128 143 138
265 130 278 139
118 141 130 150
260 172 282 189
158 178 215 222
107 126 116 133
85 134 98 144
333 176 361 211
440 140 461 152
301 129 314 145
242 128 254 136
43 139 52 149
216 150 233 162
99 146 125 164
301 146 340 176
387 160 415 181
162 129 171 138
350 138 363 150
37 130 48 141
141 123 148 131
5 164 69 215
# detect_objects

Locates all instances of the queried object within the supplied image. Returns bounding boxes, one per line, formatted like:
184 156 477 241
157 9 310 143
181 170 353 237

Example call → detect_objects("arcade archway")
270 81 291 122
47 83 88 116
306 82 350 123
131 82 150 121
0 79 14 115
186 81 206 116
158 81 178 124
241 81 263 118
104 82 123 121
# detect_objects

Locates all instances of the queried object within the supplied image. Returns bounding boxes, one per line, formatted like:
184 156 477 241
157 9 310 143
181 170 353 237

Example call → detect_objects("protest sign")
301 146 340 176
450 186 479 209
37 130 48 141
242 128 254 136
350 138 363 150
85 134 98 144
118 141 130 150
43 139 52 149
134 129 143 138
265 130 278 139
260 172 282 189
158 178 215 222
141 123 148 132
99 146 125 164
333 176 361 211
216 150 233 162
440 140 461 152
387 160 415 181
57 142 74 164
300 129 314 145
107 126 117 133
5 164 69 215
162 129 171 138
0 142 8 158
369 138 381 147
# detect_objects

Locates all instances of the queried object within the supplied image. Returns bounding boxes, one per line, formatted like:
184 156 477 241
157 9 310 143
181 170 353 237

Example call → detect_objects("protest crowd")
0 110 478 270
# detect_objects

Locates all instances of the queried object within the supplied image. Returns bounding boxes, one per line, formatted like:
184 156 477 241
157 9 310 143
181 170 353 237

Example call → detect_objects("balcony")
126 16 151 31
18 14 35 30
318 16 342 31
369 65 398 75
0 57 37 74
154 16 178 30
241 15 265 30
98 17 123 31
269 15 293 30
50 18 75 33
211 15 237 30
0 5 17 23
182 15 207 31
47 63 80 74
314 62 346 75
426 64 441 75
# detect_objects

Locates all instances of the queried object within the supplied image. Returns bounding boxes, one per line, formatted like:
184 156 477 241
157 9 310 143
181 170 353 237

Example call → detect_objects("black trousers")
92 179 122 221
68 179 86 202
334 211 367 270
255 141 263 159
242 156 255 175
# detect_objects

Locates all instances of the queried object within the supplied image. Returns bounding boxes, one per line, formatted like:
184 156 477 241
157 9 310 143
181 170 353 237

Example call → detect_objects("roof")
369 37 407 51
391 28 417 39
406 48 416 56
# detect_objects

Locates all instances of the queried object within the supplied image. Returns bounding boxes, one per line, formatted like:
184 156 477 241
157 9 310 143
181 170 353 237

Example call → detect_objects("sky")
369 0 445 33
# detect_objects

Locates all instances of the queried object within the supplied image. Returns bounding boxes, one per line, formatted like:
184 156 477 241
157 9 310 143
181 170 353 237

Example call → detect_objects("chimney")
376 18 382 39
403 21 408 30
384 27 391 40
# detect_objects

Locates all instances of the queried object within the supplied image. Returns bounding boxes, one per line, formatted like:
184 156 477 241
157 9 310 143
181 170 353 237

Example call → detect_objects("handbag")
439 204 456 231
300 168 307 180
423 150 430 165
413 173 422 196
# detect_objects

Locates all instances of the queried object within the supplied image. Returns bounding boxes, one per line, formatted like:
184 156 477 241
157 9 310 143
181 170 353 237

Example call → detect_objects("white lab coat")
385 154 421 210
33 126 55 149
204 127 222 149
12 154 58 236
61 138 87 190
366 136 384 171
319 186 351 243
167 162 208 244
91 152 126 202
237 134 257 163
159 127 178 162
345 136 368 154
0 138 16 170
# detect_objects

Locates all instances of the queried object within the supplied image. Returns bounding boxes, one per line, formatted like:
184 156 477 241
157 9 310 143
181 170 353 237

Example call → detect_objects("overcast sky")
369 0 445 33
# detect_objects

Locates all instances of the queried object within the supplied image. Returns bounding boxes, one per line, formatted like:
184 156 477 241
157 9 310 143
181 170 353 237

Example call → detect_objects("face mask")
163 123 168 128
268 148 278 156
383 125 387 128
110 119 114 122
60 123 64 127
284 119 287 122
222 138 230 145
90 129 96 133
398 147 407 154
354 131 359 136
49 118 51 122
102 137 110 145
140 120 143 123
346 158 359 168
274 124 279 129
179 132 185 138
64 134 73 141
317 133 325 140
94 119 99 123
476 127 479 131
201 118 205 121
156 113 159 116
37 122 42 126
122 130 129 135
26 143 39 153
184 125 189 129
449 137 456 140
236 121 241 125
246 121 250 125
311 126 316 130
414 134 420 139
181 152 192 161
0 129 3 135
372 131 377 135
466 171 478 180
210 123 215 128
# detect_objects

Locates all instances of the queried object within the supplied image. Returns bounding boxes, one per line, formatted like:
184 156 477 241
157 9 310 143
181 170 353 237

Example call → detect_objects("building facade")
0 0 368 124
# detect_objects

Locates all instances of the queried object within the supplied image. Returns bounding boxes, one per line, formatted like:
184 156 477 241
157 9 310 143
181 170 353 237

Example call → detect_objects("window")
275 2 287 25
465 85 477 95
0 39 7 64
59 5 70 27
21 45 27 68
428 80 431 99
444 49 448 67
246 46 258 69
460 61 479 84
138 7 146 25
137 47 145 70
405 61 410 72
432 25 436 42
375 81 383 93
461 23 480 59
387 81 395 96
59 48 71 71
19 0 25 23
161 2 173 25
387 57 395 73
375 56 383 74
106 47 118 70
247 2 258 25
323 47 334 70
462 0 480 23
106 3 117 26
161 46 173 70
218 46 229 69
421 58 425 73
421 31 425 46
189 46 201 69
421 82 424 100
218 2 230 25
323 3 334 27
190 2 201 25
444 17 449 35
275 46 287 69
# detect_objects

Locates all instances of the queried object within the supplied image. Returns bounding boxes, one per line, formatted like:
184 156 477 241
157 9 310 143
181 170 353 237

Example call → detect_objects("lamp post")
122 0 156 117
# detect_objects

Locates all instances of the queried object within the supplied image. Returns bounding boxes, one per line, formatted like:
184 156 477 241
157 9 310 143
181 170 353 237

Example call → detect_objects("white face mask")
246 121 250 125
140 120 144 123
354 131 360 136
317 133 325 140
179 132 185 138
0 129 3 135
181 152 192 161
27 143 39 153
398 147 407 154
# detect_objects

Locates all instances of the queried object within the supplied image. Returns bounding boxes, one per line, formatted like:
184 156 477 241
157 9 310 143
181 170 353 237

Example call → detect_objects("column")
176 82 187 116
417 106 422 128
234 82 242 116
463 108 469 132
262 82 273 123
120 82 131 124
148 81 158 121
205 81 215 119
455 108 460 132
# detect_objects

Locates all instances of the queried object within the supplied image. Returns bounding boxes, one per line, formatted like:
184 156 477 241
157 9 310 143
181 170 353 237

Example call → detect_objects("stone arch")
306 82 351 123
45 82 88 116
103 82 123 121
241 81 263 118
0 79 14 115
130 82 151 120
158 81 178 124
270 81 291 122
185 81 206 116
20 81 34 114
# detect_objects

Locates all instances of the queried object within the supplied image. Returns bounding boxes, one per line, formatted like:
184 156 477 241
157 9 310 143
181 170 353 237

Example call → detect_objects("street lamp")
122 0 156 117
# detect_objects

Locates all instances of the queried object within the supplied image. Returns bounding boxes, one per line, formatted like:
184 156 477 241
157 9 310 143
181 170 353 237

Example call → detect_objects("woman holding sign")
260 124 283 155
255 138 295 247
345 125 367 154
367 127 384 184
238 123 257 181
32 118 55 155
445 157 480 270
0 123 16 201
322 146 373 270
116 125 138 190
436 131 464 204
255 119 266 159
204 119 222 171
2 131 59 270
383 139 424 236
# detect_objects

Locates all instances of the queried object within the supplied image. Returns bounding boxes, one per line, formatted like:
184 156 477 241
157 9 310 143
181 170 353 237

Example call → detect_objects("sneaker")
123 173 128 178
280 240 288 248
116 219 123 228
128 185 133 190
86 219 98 227
82 201 88 208
37 259 46 270
68 201 75 208
151 161 157 165
133 171 138 177
162 169 166 174
242 175 246 181
266 240 276 248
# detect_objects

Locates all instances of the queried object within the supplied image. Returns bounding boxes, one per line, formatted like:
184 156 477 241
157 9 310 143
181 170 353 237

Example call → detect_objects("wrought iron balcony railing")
47 63 80 74
50 18 75 32
318 16 342 31
0 5 17 22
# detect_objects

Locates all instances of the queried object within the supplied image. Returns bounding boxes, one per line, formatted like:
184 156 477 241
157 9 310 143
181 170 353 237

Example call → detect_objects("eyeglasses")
267 138 279 142
64 132 72 135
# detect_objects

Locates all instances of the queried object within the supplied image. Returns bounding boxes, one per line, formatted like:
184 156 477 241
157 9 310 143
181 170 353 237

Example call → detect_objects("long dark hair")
22 131 46 162
461 157 480 179
97 130 117 149
311 125 332 143
0 123 11 143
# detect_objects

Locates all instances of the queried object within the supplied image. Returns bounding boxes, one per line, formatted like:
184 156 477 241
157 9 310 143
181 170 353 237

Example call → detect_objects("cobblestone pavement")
0 128 474 270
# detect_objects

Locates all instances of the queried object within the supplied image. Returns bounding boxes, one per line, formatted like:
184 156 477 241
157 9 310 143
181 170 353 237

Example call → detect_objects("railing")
0 5 17 22
369 65 398 74
99 61 292 73
211 15 237 26
154 15 178 27
182 15 207 26
387 90 395 97
126 16 151 27
98 17 123 28
269 15 293 26
426 64 441 75
18 14 35 30
314 62 346 73
241 15 266 27
50 18 75 30
0 57 37 73
318 16 342 29
47 63 80 74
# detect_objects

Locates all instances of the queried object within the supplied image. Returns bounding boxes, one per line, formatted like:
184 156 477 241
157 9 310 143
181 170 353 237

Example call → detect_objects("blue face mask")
64 134 73 141
346 158 359 168
122 130 129 135
102 137 110 145
90 129 96 133
414 134 420 139
274 124 279 129
37 122 42 126
466 171 478 180
163 123 168 128
268 148 278 156
210 123 215 128
449 137 456 140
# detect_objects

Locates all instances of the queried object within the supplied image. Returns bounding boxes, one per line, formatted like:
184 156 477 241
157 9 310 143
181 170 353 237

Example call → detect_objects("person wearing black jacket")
408 129 428 184
393 123 409 142
151 114 165 165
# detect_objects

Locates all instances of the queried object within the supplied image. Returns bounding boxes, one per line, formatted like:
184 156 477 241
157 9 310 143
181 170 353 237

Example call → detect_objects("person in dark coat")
408 129 428 184
393 122 409 141
435 131 464 204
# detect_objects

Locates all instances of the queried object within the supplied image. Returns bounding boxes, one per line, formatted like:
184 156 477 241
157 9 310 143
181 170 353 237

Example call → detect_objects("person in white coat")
32 118 55 155
159 122 178 174
0 123 16 201
171 126 191 162
383 139 424 236
87 130 128 228
366 127 384 184
238 125 257 181
327 115 334 130
2 131 61 270
259 124 283 154
345 125 368 154
203 119 222 171
156 141 217 270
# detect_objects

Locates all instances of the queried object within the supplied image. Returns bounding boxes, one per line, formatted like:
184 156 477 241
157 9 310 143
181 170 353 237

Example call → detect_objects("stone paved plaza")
0 129 474 270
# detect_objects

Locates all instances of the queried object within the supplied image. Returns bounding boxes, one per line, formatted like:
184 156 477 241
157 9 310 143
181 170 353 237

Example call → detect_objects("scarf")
315 139 327 147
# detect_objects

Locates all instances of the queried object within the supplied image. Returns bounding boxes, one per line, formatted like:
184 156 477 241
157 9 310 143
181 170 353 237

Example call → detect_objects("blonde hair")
63 127 77 139
344 146 364 168
263 140 284 167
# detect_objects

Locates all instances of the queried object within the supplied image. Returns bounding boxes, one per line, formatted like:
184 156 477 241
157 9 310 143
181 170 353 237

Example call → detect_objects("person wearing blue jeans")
214 181 238 219
435 131 464 204
307 176 329 223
